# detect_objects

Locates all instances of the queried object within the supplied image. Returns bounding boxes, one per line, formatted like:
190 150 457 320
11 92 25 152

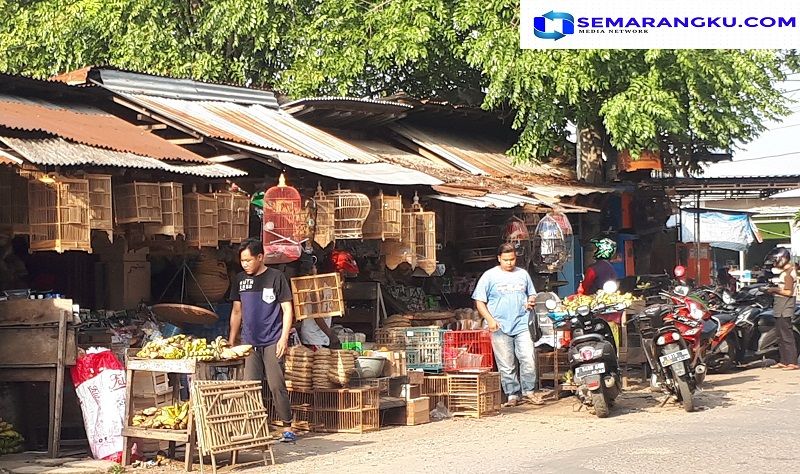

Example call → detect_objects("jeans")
491 330 537 396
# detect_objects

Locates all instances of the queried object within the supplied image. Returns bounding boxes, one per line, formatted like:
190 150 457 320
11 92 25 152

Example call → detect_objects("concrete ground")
3 364 799 473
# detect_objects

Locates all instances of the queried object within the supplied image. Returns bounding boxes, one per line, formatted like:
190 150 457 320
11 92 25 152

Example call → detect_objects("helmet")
764 247 791 269
590 237 617 260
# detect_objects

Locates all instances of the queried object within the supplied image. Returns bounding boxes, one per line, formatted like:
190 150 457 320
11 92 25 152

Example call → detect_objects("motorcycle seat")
714 313 736 324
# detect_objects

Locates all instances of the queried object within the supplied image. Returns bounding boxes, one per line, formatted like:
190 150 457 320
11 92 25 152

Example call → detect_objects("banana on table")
0 418 24 455
131 402 190 430
136 335 252 361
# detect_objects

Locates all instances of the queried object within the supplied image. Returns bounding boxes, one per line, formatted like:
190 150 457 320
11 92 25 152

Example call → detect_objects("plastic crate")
404 327 445 372
443 330 494 372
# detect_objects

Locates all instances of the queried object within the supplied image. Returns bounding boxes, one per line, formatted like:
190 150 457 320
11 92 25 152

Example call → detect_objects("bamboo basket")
382 212 416 270
114 182 162 224
362 191 402 241
28 176 91 253
329 189 370 240
184 192 218 248
86 174 112 236
312 184 335 247
290 272 344 320
0 168 29 234
411 196 437 275
143 182 184 238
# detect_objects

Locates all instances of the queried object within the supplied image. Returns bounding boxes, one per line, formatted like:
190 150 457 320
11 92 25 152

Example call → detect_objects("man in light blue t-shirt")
472 243 543 406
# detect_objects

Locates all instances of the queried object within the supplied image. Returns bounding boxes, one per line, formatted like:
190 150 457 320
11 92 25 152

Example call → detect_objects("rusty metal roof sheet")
0 94 206 163
120 94 380 163
1 137 245 178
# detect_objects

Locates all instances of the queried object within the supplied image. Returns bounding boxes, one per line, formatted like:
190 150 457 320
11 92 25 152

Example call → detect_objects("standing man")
229 238 297 442
472 243 543 406
764 247 799 370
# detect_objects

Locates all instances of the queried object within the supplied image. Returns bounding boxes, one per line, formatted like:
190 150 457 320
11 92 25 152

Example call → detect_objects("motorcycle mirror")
722 292 734 305
674 285 689 296
602 280 619 293
577 305 591 316
674 265 686 278
544 299 558 310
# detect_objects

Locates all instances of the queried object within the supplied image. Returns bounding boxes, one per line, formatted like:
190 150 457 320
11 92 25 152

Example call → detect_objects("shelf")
122 427 189 443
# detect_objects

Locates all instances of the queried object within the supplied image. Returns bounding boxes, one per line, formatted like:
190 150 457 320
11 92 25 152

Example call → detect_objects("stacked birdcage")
410 193 437 275
312 184 335 247
329 188 370 239
362 191 402 241
183 190 218 248
28 175 91 253
114 182 162 224
85 174 113 238
144 182 184 238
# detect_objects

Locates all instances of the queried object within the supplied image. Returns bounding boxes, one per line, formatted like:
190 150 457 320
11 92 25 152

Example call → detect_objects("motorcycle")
633 304 701 412
733 284 800 364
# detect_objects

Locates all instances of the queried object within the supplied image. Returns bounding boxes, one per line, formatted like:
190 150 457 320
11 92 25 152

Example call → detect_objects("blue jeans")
491 330 537 396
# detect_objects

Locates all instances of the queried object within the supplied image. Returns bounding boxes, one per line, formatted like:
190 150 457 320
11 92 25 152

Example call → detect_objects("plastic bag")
430 400 452 421
70 348 127 462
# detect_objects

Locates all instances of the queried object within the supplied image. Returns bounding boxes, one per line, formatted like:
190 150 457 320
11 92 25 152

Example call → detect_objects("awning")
429 193 549 209
754 222 791 240
1 137 246 178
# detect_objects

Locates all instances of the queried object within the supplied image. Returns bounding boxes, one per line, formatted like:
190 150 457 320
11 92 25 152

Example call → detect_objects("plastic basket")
404 327 445 372
443 330 494 372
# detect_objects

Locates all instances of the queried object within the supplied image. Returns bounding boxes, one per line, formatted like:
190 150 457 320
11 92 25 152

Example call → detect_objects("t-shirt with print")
229 268 293 347
471 266 536 336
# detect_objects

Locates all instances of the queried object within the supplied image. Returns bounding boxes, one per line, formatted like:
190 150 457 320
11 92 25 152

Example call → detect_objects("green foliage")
1 0 797 172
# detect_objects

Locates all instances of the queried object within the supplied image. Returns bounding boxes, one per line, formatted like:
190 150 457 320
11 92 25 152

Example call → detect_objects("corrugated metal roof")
429 193 549 209
93 69 279 107
0 94 206 163
120 94 380 164
282 96 413 109
1 137 245 178
526 183 616 199
0 149 23 166
700 154 800 179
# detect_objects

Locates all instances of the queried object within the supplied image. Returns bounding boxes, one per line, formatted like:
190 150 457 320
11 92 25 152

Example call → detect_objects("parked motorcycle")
733 284 800 364
633 303 702 412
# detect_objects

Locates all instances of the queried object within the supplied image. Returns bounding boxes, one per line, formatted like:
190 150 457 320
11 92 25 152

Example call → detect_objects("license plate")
575 362 606 378
659 349 690 367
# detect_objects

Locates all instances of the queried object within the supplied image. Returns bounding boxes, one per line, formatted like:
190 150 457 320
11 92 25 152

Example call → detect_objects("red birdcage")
262 174 305 263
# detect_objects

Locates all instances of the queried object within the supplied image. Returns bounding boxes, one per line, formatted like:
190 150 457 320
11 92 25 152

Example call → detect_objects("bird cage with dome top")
532 211 573 274
329 187 371 240
262 174 304 263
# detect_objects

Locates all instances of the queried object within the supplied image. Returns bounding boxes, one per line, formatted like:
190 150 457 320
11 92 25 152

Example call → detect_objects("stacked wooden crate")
422 374 449 409
313 387 379 433
447 372 501 418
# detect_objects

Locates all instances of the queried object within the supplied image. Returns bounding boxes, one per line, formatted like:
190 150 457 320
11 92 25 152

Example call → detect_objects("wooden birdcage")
114 182 162 224
312 183 335 248
0 168 29 234
290 272 345 320
382 211 416 270
410 193 437 275
184 191 218 248
230 193 250 243
28 175 91 253
362 190 402 241
143 182 184 238
329 188 371 240
214 191 234 241
86 174 112 236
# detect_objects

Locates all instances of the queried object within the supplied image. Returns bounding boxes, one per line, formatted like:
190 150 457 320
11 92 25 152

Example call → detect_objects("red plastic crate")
443 330 494 372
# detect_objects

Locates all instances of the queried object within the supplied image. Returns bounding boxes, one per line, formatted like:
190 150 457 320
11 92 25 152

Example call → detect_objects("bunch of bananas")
135 335 253 361
131 402 190 430
0 418 24 455
182 337 215 361
561 294 595 313
136 336 187 359
593 291 636 308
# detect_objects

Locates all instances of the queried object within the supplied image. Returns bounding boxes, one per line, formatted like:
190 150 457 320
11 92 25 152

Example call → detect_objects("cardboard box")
406 396 430 425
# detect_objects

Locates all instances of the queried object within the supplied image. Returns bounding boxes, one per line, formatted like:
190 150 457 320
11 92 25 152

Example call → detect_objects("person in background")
716 266 736 293
472 243 543 406
229 238 297 442
300 316 341 349
577 237 619 295
763 247 799 370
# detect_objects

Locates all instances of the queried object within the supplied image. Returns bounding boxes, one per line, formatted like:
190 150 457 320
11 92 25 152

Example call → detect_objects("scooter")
734 284 800 363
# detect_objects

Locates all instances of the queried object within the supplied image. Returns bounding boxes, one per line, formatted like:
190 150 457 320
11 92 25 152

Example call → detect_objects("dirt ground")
140 362 800 473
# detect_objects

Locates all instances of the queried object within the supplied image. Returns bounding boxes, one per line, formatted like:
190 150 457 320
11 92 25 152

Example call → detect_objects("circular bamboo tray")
151 303 219 326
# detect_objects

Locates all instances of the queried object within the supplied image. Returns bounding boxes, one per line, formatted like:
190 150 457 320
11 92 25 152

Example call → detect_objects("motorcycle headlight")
577 306 590 316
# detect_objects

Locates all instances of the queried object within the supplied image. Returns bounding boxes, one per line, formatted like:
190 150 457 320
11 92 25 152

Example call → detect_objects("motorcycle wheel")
592 391 610 418
673 372 694 412
715 336 739 373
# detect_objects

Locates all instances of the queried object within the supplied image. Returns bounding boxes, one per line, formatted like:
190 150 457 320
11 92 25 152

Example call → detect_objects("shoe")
502 395 520 407
523 392 545 405
279 431 297 443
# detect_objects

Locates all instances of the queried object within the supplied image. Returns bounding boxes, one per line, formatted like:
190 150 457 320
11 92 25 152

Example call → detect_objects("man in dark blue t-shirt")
229 238 296 442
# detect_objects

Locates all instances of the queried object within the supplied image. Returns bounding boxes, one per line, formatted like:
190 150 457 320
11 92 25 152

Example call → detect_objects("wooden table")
120 351 244 471
0 298 77 458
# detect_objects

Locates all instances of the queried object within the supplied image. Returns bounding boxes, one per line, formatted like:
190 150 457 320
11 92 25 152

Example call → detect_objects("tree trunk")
577 122 605 184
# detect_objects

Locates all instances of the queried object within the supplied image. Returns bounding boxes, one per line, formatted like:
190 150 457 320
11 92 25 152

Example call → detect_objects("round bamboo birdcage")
312 183 335 248
362 190 402 241
329 188 371 240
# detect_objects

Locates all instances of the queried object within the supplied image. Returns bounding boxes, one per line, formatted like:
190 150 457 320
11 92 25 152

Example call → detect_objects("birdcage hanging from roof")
262 174 304 263
410 193 437 275
532 211 573 274
28 174 91 253
362 190 402 241
504 215 532 270
312 183 335 248
329 187 371 240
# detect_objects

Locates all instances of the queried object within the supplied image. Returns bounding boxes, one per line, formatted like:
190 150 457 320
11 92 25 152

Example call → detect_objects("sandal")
502 396 520 407
783 365 800 371
771 363 787 369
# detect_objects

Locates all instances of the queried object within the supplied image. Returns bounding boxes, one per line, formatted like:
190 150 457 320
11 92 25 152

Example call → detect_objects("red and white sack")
69 348 127 462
